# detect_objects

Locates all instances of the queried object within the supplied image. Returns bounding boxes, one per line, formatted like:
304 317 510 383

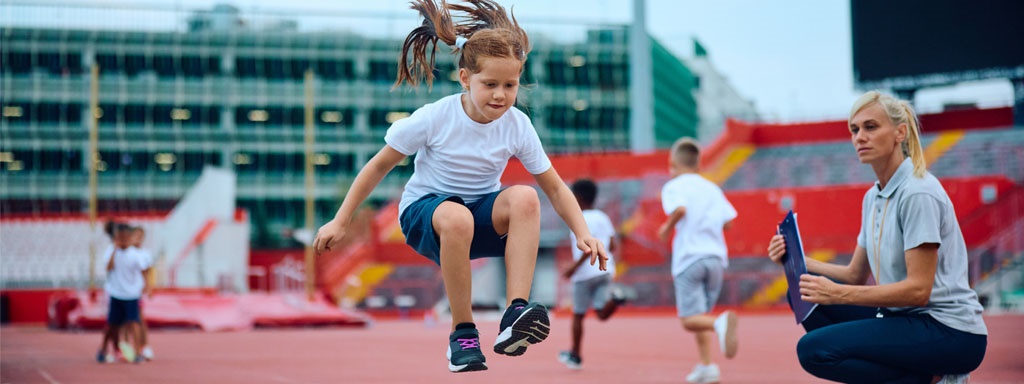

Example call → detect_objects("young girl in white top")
313 0 608 373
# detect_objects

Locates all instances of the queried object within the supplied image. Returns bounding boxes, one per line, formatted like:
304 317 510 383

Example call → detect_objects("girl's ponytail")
394 0 458 89
394 0 532 89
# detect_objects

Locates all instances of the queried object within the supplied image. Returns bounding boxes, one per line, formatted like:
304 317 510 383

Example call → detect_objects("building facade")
684 39 759 143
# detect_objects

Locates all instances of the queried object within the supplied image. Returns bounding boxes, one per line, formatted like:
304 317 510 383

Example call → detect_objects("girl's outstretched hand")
577 236 609 271
313 219 347 256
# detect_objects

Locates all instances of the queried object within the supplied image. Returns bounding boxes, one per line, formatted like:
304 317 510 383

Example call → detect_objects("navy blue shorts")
107 297 140 326
399 191 507 265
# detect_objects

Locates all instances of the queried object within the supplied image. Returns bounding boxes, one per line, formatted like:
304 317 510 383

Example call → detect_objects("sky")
3 0 1015 122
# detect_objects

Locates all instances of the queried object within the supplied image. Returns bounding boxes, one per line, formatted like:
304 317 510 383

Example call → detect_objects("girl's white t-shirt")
386 93 552 215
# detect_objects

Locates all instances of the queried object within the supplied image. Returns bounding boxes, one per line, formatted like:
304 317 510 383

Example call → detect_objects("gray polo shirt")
857 158 987 335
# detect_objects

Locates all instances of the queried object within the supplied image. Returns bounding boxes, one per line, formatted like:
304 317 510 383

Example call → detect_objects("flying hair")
395 0 457 90
394 0 530 89
449 0 531 61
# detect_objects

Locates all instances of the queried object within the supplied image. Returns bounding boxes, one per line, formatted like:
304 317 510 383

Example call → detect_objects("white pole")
629 0 654 153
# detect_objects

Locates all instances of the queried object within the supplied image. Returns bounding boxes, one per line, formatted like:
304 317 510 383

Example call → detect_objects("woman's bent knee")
796 332 835 370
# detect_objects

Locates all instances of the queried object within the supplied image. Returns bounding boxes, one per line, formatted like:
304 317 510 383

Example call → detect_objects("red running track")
2 313 1022 383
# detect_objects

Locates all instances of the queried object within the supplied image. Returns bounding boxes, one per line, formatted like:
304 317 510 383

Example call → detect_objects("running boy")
659 138 739 383
558 179 625 370
313 0 608 373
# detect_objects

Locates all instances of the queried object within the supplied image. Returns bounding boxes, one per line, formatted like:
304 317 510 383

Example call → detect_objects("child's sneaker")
95 350 107 364
610 287 627 305
558 350 582 370
141 345 154 361
493 300 550 356
685 363 720 383
118 341 136 363
610 284 637 305
446 326 487 373
713 310 738 359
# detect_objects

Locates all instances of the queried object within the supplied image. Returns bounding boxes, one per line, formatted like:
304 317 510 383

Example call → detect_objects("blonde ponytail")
900 102 927 177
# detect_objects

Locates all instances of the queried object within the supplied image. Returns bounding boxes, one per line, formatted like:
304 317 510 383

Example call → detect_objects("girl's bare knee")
505 185 539 214
433 202 474 238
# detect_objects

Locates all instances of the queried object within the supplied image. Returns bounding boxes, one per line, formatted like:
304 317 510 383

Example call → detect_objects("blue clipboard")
778 210 818 324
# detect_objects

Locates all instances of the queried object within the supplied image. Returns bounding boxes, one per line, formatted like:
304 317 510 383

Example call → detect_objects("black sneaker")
558 350 582 370
447 327 487 373
493 301 550 356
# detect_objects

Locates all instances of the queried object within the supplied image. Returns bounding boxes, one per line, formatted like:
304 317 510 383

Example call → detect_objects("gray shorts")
673 256 724 318
571 274 612 315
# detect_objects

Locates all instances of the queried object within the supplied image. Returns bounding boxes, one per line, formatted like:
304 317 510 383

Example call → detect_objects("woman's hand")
767 234 787 265
799 274 847 305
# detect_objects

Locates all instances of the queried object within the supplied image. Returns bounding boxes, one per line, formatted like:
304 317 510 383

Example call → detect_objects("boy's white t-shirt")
103 246 152 300
661 173 737 277
385 93 552 215
569 209 616 282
